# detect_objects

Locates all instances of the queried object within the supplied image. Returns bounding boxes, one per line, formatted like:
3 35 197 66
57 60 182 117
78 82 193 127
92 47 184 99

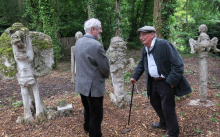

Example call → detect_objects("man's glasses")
94 26 102 31
139 32 151 38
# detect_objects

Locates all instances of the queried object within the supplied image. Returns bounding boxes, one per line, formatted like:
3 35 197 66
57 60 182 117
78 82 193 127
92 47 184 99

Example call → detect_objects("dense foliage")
170 0 220 48
0 0 22 34
0 0 220 65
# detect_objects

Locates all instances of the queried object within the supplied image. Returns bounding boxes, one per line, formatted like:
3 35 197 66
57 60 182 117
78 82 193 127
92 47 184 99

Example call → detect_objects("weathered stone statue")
0 23 54 123
75 31 83 41
190 24 220 102
71 31 83 83
106 37 136 107
189 38 196 54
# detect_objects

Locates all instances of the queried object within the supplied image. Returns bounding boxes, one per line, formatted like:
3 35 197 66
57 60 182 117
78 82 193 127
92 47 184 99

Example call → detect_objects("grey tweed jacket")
74 34 110 97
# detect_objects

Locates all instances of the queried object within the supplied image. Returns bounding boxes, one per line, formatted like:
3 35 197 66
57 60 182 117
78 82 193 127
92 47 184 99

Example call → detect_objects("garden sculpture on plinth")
106 37 136 107
71 31 83 83
0 23 54 123
190 24 220 102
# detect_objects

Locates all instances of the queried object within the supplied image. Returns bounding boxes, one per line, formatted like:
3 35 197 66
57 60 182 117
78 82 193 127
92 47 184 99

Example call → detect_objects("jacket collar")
143 38 158 55
84 33 96 40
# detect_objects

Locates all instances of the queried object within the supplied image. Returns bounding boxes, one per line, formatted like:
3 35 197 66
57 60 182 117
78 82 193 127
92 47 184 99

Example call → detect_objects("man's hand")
130 78 136 84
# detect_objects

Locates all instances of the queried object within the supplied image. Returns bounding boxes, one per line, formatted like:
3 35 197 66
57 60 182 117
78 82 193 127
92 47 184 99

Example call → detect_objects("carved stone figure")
190 24 220 102
0 23 54 123
191 24 220 54
75 31 83 41
71 31 83 83
189 38 196 54
106 37 136 107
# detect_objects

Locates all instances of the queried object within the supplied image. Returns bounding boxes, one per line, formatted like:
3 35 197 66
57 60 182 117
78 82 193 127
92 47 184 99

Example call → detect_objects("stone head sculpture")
12 22 24 29
199 24 208 34
11 31 25 49
75 31 83 41
108 37 127 54
110 37 126 49
9 23 30 50
107 37 127 65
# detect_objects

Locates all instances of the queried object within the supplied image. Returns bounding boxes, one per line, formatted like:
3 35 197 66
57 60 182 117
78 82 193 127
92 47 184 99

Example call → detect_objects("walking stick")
122 84 135 134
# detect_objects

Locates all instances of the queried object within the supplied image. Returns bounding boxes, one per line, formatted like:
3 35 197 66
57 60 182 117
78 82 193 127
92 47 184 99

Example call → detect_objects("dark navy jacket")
132 38 192 97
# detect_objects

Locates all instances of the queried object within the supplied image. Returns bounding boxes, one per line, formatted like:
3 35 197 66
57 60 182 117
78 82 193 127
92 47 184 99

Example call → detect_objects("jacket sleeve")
95 45 110 78
165 42 184 86
132 48 145 81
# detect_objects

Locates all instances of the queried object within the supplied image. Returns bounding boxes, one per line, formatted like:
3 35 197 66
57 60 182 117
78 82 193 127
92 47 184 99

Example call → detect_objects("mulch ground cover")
0 50 220 137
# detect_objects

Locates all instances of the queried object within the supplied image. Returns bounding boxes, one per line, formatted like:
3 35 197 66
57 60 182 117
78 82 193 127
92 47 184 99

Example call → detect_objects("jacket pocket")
161 59 171 76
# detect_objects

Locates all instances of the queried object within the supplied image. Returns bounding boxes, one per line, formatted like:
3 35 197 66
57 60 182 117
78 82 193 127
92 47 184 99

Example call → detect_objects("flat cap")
137 26 156 33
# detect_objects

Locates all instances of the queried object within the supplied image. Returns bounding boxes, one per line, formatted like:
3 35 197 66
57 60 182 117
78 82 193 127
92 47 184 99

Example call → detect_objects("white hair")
84 18 101 33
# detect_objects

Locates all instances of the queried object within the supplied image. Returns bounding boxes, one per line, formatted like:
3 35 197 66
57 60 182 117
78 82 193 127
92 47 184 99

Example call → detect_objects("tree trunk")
127 0 138 43
87 0 95 19
153 0 163 39
186 0 190 32
115 0 120 37
87 0 103 45
56 0 60 39
18 0 23 23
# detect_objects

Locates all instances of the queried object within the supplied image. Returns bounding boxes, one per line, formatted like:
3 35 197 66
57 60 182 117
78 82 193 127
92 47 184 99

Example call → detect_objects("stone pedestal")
199 52 208 102
71 46 75 83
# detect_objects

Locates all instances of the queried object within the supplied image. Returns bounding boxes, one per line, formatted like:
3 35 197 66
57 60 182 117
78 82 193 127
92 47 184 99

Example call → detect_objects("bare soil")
0 50 220 137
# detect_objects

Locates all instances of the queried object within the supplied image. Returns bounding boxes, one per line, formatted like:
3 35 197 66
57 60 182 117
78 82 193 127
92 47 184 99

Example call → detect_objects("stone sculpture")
0 23 54 123
75 31 83 41
189 38 196 54
106 37 136 107
190 24 220 102
71 31 83 83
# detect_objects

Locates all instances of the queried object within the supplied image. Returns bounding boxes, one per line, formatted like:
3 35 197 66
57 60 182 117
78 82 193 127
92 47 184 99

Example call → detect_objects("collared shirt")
145 37 165 78
86 33 95 39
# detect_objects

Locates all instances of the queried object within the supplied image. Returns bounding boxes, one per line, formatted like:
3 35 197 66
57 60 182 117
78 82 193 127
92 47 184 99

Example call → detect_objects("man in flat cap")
130 26 192 137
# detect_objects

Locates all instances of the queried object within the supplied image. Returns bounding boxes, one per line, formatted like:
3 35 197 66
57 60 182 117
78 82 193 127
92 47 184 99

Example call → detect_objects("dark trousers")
150 79 179 137
80 93 103 137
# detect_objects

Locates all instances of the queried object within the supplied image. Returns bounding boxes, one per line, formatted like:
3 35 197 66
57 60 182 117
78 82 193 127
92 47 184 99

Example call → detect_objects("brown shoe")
152 122 167 130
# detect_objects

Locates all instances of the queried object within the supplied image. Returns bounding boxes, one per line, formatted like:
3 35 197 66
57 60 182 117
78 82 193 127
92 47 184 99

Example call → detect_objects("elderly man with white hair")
74 18 110 137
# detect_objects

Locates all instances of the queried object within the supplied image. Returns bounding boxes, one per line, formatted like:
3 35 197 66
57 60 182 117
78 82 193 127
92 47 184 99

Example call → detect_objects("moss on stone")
30 32 53 50
0 24 53 79
0 61 17 77
0 33 17 78
56 99 67 107
0 33 13 58
35 112 48 124
10 23 29 33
